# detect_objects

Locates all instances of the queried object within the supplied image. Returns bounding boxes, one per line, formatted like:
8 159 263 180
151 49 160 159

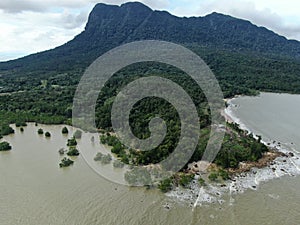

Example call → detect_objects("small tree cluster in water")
113 160 125 168
67 147 80 156
0 141 12 151
73 130 82 139
61 127 68 134
67 137 77 146
94 152 112 164
37 128 43 135
58 130 82 168
59 157 74 167
0 125 14 139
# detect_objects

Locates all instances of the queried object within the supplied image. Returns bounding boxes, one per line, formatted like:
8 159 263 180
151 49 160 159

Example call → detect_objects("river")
0 92 299 224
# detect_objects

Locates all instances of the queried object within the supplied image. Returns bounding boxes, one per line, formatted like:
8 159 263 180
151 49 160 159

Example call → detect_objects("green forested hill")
0 2 298 174
1 2 300 95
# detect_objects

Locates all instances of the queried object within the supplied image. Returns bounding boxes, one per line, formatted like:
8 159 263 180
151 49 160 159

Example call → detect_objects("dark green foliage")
15 122 27 127
218 169 230 180
178 174 195 187
208 169 230 182
67 137 77 146
59 157 74 167
213 123 269 168
20 127 24 132
45 131 51 137
73 130 82 139
0 141 12 151
158 178 173 193
0 125 14 136
111 142 124 155
100 135 129 161
62 127 68 134
208 172 218 182
67 147 80 156
37 128 44 135
100 135 119 146
198 178 206 186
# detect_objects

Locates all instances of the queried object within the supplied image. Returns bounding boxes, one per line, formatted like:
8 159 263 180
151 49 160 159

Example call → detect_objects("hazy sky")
1 0 300 61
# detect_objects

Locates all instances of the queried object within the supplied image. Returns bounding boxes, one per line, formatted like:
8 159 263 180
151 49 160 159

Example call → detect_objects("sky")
1 0 300 61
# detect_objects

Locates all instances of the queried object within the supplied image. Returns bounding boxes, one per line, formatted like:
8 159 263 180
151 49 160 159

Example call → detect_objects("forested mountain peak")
1 1 300 96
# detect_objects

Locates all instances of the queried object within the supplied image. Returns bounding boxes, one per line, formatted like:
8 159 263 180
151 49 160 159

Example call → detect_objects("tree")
67 147 80 156
62 127 68 134
37 128 44 134
179 174 194 187
101 154 112 164
158 178 173 193
111 142 124 155
73 130 82 139
0 141 12 151
59 157 74 167
198 178 206 186
208 172 218 182
218 169 229 180
94 152 103 161
45 131 51 137
0 125 14 136
208 173 218 181
15 122 27 127
58 148 65 155
67 137 77 146
113 160 125 168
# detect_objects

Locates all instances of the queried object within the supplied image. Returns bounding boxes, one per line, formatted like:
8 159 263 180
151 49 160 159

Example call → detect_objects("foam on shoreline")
165 97 300 207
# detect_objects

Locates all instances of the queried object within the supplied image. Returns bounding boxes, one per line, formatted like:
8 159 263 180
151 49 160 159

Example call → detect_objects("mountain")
1 2 300 71
0 2 298 170
1 2 300 94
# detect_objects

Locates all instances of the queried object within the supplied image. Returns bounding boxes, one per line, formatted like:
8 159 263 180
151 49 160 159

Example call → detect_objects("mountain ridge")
1 1 299 72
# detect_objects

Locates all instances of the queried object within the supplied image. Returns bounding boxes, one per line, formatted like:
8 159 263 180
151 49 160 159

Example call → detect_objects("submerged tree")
73 130 82 139
0 141 12 151
59 157 74 168
67 147 80 156
37 128 44 135
67 137 77 146
62 127 69 134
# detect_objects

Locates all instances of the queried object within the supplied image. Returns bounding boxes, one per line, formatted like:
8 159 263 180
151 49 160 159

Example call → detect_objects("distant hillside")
1 2 300 94
0 2 293 189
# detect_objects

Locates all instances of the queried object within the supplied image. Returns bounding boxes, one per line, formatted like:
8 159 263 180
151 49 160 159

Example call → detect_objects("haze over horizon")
1 0 300 61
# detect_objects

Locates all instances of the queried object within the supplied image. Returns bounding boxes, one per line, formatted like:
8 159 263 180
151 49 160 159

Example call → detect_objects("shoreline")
166 95 300 207
6 108 300 207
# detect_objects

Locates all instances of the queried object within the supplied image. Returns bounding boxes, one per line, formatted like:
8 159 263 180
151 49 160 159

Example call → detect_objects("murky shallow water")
1 92 300 224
